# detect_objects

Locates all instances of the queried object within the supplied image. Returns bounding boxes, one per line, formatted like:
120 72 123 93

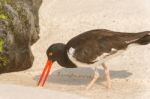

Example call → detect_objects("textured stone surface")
0 0 42 73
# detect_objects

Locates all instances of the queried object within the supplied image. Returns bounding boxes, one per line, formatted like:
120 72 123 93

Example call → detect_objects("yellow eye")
49 52 53 56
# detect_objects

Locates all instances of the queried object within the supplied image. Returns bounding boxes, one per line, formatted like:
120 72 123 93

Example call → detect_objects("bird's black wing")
66 29 150 64
71 35 128 64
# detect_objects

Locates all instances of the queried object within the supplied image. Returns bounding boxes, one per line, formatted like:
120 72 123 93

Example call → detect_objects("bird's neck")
56 49 77 68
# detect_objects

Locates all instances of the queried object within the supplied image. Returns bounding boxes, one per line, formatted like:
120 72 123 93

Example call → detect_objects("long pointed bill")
37 60 53 87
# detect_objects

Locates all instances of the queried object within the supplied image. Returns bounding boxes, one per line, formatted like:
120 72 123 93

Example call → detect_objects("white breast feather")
68 47 75 55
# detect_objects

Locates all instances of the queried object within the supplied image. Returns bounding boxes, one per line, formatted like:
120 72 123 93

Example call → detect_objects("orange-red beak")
37 60 53 87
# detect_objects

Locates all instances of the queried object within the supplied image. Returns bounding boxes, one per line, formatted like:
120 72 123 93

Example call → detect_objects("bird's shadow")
34 67 132 86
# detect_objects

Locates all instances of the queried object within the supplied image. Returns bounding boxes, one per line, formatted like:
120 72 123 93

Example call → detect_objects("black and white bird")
38 29 150 89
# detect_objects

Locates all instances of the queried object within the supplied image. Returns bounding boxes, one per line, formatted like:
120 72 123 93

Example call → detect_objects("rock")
0 0 42 73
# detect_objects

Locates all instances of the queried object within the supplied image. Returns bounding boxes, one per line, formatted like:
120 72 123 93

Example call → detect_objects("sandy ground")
0 0 150 99
0 84 88 99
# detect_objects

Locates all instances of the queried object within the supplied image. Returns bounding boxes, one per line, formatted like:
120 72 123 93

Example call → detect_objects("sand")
0 84 88 99
0 0 150 99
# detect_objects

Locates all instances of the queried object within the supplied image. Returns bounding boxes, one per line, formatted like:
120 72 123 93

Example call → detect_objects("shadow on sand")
34 67 132 85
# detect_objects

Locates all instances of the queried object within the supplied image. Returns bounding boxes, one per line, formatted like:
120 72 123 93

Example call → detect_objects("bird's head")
37 43 65 87
46 43 66 62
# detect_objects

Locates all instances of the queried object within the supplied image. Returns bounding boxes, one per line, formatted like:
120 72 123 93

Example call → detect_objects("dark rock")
0 0 42 73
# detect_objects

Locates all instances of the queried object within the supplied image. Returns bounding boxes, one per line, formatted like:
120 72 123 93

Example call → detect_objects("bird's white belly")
68 53 97 67
67 47 124 67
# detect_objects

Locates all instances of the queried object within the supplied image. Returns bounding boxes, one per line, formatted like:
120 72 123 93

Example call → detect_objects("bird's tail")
134 32 150 45
124 31 150 45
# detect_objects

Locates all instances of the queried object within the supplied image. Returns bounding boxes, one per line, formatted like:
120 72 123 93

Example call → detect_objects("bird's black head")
38 43 76 87
38 43 66 86
46 43 66 62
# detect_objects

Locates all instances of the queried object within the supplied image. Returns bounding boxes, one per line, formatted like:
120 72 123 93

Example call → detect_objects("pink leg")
86 67 99 90
102 63 111 89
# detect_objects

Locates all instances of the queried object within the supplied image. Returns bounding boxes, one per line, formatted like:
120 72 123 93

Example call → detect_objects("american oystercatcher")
37 29 150 89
